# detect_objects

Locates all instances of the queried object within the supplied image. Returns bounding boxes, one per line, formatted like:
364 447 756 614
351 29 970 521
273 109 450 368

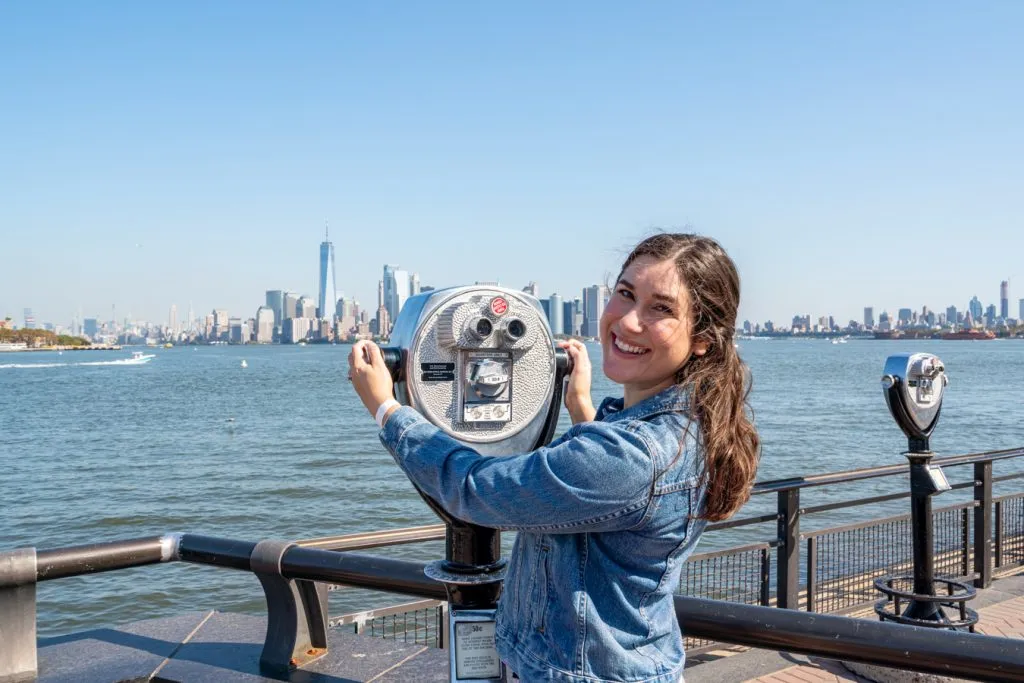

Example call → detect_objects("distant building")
169 304 178 337
582 285 607 338
255 306 275 343
548 294 563 336
318 228 337 321
376 279 391 336
985 304 997 328
946 306 958 328
1020 299 1024 321
296 296 315 319
282 317 313 343
968 296 983 322
897 308 913 327
383 265 410 323
1000 280 1009 320
283 292 300 320
228 318 247 344
213 309 229 340
84 318 99 338
266 291 284 327
563 300 576 336
411 273 421 297
523 282 539 298
23 308 35 329
863 307 874 329
539 298 550 321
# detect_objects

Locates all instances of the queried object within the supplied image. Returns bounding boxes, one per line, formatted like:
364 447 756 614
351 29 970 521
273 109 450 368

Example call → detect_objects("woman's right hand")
559 340 596 423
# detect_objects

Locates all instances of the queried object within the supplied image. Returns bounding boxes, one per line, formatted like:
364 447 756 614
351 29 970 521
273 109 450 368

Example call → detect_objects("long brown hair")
617 233 760 521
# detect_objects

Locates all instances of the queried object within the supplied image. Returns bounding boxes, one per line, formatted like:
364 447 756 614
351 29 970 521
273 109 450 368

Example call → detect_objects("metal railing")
306 447 1024 623
4 445 1024 680
4 532 1024 682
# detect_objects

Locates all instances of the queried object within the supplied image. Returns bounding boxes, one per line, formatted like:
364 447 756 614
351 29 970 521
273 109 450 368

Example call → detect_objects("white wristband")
375 399 400 428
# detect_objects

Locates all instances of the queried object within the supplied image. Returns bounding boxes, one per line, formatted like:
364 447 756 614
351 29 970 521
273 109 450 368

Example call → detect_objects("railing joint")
0 547 38 683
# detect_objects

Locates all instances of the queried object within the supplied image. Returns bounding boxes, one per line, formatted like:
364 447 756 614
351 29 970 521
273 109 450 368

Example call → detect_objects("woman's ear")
692 338 709 357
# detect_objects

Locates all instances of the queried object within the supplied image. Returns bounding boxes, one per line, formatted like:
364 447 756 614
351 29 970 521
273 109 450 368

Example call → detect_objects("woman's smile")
609 332 651 356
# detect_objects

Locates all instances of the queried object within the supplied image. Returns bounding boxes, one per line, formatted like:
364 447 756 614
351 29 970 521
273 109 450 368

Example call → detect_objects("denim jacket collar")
596 384 691 423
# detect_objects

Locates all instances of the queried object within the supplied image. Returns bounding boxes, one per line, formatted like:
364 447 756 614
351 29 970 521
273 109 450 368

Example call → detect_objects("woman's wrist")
375 399 400 427
568 395 596 423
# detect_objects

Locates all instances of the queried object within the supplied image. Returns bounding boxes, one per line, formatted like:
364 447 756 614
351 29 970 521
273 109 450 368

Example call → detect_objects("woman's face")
600 255 706 397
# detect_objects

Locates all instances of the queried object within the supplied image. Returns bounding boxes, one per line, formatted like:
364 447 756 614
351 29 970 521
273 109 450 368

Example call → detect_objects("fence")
317 447 1024 649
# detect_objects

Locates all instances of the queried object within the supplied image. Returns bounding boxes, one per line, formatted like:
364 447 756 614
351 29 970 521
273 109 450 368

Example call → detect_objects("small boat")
240 360 248 368
123 351 156 365
164 343 173 348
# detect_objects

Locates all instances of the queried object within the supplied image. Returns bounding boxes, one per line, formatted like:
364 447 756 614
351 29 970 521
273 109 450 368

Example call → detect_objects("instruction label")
454 620 501 680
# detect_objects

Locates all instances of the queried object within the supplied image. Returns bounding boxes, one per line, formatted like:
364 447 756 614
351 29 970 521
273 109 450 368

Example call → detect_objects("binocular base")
873 576 978 631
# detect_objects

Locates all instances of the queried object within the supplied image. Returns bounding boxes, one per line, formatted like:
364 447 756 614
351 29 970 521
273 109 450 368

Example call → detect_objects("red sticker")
490 297 508 316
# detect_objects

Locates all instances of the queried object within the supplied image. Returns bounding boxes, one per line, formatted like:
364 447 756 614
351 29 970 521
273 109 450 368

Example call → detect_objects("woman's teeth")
614 337 649 355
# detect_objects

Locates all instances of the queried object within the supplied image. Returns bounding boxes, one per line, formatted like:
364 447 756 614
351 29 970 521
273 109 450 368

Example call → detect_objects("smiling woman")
348 232 759 682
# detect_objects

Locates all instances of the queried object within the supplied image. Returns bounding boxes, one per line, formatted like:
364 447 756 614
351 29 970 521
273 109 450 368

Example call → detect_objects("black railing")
5 445 1024 681
300 447 1024 618
4 532 1024 682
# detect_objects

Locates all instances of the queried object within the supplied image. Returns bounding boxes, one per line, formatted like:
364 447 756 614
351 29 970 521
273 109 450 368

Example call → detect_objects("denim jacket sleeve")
379 406 656 533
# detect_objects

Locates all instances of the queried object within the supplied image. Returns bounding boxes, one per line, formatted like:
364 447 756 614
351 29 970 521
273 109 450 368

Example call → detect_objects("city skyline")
3 4 1023 327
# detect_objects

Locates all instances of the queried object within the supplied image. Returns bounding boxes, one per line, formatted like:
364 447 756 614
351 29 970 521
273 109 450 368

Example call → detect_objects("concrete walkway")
683 573 1024 682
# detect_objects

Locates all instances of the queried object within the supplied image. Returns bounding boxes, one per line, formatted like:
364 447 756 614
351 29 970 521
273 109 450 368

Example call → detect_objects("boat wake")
0 357 154 369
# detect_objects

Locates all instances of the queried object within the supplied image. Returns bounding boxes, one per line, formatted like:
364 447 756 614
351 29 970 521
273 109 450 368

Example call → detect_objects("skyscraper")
523 282 539 298
376 279 391 336
1019 299 1024 321
282 292 300 320
255 306 275 343
265 290 284 327
411 273 421 297
383 265 410 323
968 296 983 322
548 294 563 336
318 226 337 321
169 304 178 337
582 285 607 338
863 307 874 328
1000 280 1009 320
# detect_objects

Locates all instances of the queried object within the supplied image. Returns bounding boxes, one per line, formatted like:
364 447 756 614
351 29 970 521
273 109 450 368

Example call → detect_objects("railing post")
250 540 329 675
994 500 1003 568
759 547 771 607
776 487 800 609
973 461 993 587
961 508 970 578
0 548 37 683
805 537 817 612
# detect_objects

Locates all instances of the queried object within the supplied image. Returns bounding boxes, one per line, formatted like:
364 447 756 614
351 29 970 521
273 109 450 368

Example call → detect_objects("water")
2 339 1022 636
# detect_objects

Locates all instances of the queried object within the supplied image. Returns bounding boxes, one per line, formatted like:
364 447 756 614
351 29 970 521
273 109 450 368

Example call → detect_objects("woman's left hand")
347 340 395 417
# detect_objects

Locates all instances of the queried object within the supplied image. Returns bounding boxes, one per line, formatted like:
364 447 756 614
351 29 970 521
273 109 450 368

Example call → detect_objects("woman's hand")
348 340 396 420
559 340 596 423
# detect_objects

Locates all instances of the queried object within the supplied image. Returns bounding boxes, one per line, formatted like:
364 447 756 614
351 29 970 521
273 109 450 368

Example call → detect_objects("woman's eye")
653 304 673 315
617 288 634 300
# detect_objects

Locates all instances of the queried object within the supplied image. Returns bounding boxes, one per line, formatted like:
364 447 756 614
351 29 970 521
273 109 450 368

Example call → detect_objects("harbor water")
2 339 1023 636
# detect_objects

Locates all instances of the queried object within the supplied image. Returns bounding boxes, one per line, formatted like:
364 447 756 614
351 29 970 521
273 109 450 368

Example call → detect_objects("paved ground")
683 572 1024 683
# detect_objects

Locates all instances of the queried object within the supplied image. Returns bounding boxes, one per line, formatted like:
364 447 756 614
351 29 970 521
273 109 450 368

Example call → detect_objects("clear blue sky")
2 2 1022 327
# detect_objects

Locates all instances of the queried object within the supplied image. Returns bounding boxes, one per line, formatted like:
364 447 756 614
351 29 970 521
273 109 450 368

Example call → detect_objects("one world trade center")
318 225 337 321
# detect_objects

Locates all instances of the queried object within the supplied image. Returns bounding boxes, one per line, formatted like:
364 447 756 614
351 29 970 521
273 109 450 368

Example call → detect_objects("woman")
348 233 760 682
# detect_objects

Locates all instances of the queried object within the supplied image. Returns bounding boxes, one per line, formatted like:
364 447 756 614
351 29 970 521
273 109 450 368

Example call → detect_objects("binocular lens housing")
471 317 493 339
503 318 526 341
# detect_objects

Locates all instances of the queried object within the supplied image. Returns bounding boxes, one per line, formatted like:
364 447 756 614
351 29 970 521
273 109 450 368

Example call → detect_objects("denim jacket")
379 385 707 683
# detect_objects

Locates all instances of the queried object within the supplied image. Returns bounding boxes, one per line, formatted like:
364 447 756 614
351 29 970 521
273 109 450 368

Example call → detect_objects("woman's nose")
619 306 643 333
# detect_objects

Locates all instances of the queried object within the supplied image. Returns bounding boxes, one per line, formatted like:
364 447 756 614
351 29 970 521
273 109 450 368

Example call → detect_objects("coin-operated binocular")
876 353 977 629
379 286 571 682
